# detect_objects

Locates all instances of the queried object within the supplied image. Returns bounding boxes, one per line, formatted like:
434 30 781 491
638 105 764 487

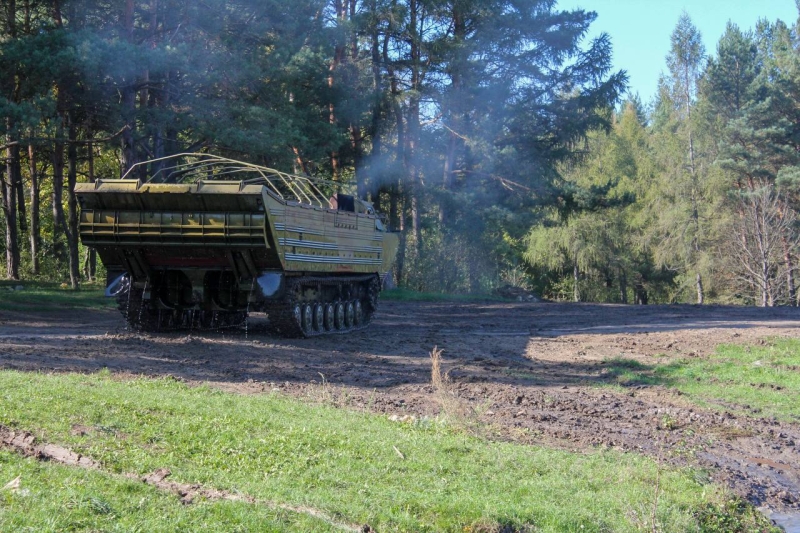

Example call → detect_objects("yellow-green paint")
76 178 398 276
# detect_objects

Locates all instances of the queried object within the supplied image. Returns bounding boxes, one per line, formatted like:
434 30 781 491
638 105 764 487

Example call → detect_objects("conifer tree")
655 13 708 304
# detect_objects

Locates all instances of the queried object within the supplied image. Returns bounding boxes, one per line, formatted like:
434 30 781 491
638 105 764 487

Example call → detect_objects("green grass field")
0 370 775 532
602 338 800 422
0 450 337 532
0 282 112 312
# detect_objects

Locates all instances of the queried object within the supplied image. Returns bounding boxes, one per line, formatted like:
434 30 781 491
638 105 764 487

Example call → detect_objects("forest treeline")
527 13 800 307
1 1 798 307
0 0 624 291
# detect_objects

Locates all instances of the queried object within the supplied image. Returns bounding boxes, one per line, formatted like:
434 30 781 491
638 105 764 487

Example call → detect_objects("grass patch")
0 281 112 312
0 451 336 532
0 370 776 532
382 287 505 302
602 338 800 421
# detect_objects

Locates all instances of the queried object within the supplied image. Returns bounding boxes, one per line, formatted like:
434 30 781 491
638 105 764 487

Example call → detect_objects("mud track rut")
0 425 364 531
1 300 799 514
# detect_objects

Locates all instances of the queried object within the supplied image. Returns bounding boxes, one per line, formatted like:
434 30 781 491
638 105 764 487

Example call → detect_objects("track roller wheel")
292 303 302 329
354 300 363 326
324 303 335 331
302 304 313 335
334 302 345 330
313 303 324 332
345 301 355 328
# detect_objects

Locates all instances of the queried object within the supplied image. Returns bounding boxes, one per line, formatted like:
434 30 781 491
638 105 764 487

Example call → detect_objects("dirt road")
1 300 799 517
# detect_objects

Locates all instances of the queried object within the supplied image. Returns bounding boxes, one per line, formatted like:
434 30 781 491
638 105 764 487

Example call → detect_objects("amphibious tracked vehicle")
76 153 399 337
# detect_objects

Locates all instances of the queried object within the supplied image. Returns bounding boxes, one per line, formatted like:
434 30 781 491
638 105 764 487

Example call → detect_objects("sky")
559 0 799 103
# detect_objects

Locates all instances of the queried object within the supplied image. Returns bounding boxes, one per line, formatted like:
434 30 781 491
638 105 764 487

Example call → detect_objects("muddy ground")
1 300 799 518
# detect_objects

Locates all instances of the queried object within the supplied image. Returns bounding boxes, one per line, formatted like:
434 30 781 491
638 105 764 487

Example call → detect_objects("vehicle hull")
76 178 398 336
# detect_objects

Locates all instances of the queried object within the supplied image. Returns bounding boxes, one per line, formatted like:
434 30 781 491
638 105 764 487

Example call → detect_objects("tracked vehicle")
76 153 399 337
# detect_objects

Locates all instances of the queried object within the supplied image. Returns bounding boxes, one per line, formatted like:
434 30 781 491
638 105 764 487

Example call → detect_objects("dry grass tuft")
429 346 447 390
306 372 332 405
430 346 484 434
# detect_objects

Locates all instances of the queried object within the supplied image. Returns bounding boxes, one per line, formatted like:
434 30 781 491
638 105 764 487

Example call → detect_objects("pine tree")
712 19 800 304
655 12 708 304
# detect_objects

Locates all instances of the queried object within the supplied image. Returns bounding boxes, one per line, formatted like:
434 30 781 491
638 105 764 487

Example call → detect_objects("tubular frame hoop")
121 153 351 209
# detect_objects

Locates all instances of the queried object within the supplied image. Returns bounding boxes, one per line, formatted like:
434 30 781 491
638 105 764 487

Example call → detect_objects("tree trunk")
13 150 26 233
685 62 704 306
327 0 346 181
368 3 383 208
695 272 704 305
573 263 580 302
385 31 405 284
120 0 137 177
2 168 20 280
147 0 166 182
52 0 62 26
28 143 39 275
23 0 30 33
762 249 771 307
619 268 628 304
4 142 21 280
4 0 16 36
634 283 648 305
406 0 423 259
85 143 96 280
345 0 367 198
52 134 67 265
66 119 80 289
440 6 465 227
120 91 137 176
394 184 406 286
0 168 8 276
468 250 481 294
3 4 20 280
781 235 796 306
441 132 457 226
